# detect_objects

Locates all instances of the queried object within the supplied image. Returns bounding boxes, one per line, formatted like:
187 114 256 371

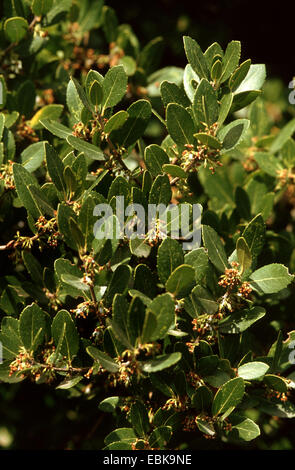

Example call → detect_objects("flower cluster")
16 116 39 143
0 160 15 190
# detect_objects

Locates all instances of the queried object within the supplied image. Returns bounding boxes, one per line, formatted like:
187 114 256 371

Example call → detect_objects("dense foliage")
0 0 295 450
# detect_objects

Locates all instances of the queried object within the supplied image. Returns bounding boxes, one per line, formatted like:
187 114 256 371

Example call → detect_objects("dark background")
108 0 294 82
0 0 295 451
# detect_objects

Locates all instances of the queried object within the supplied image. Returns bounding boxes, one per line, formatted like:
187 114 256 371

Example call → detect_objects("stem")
152 108 166 127
89 283 98 312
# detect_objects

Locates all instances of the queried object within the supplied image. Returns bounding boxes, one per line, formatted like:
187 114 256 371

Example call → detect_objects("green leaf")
204 42 223 69
104 441 132 450
254 152 283 177
184 247 208 283
229 59 251 92
220 40 241 83
191 386 213 413
236 237 252 275
234 64 266 93
21 141 45 173
166 103 195 146
166 264 195 299
108 175 130 201
127 296 146 346
111 99 152 147
32 0 53 15
129 238 151 258
238 362 269 380
44 142 66 194
66 79 83 122
40 119 72 139
191 285 218 314
211 59 222 81
212 377 245 416
89 80 103 107
193 78 219 127
22 251 43 285
67 135 105 160
104 427 137 445
231 90 261 113
202 225 229 272
257 399 295 418
219 306 266 334
104 265 132 307
270 118 295 154
183 64 200 102
149 293 175 340
130 401 150 437
217 93 233 127
142 352 182 373
0 321 23 360
149 426 172 449
218 119 250 154
4 17 28 43
69 217 85 251
242 214 265 260
57 204 80 251
193 133 221 149
160 81 190 108
144 144 169 177
56 376 83 389
13 163 41 218
264 374 288 393
183 36 209 80
157 238 184 284
196 418 215 437
229 417 260 441
30 104 63 130
250 264 293 294
27 184 55 218
99 396 122 413
162 164 187 178
86 346 119 373
19 304 46 352
51 310 79 361
78 195 97 251
104 110 129 134
102 65 127 112
149 174 172 205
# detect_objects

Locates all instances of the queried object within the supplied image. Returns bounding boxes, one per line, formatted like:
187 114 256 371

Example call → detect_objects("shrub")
0 0 295 450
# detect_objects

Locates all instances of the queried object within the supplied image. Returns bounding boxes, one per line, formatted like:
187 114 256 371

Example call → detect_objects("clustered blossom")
181 142 223 175
9 348 34 377
218 261 252 300
16 116 39 143
35 216 60 248
0 160 15 190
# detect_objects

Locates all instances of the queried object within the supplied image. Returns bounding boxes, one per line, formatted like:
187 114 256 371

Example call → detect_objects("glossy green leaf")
183 36 209 80
142 352 182 373
102 65 127 112
51 310 79 360
166 264 195 299
157 238 184 284
220 40 241 83
166 103 195 146
238 362 269 380
250 264 293 294
212 377 245 416
202 225 229 272
19 304 46 352
4 17 28 42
